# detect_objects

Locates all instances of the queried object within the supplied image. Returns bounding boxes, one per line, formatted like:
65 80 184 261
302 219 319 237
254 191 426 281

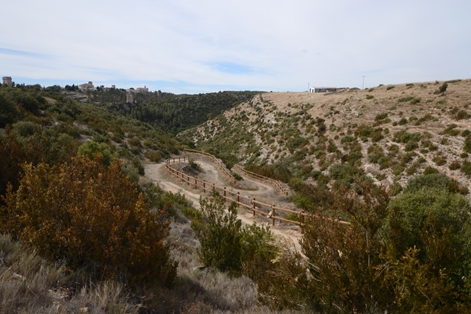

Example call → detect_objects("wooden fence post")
272 205 276 226
237 192 240 206
203 180 205 192
300 213 305 225
194 177 197 189
253 198 256 216
223 187 226 197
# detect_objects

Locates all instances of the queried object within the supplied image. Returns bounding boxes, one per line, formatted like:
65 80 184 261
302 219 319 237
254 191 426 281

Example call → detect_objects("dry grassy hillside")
179 79 471 191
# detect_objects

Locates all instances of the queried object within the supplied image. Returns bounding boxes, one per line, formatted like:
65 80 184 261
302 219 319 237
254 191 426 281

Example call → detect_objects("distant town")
2 76 149 104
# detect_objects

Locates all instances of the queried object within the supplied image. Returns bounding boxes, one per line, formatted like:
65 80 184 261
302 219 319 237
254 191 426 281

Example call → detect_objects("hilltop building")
309 86 347 93
2 76 12 87
127 86 148 94
79 81 94 91
136 85 148 93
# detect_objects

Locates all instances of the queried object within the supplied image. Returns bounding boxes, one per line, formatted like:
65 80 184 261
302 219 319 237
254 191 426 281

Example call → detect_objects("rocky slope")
178 79 471 191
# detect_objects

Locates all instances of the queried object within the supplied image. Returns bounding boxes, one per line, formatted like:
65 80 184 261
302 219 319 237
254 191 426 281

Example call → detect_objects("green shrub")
145 150 162 162
0 94 19 127
356 124 373 137
297 183 390 312
341 135 356 143
390 182 403 195
287 135 307 152
392 164 404 175
121 161 140 183
371 130 384 142
132 156 144 175
410 98 421 105
384 189 471 312
405 173 467 195
284 213 301 222
432 155 447 166
78 141 118 166
189 158 201 171
240 223 278 283
398 96 414 102
127 137 141 148
289 177 305 192
445 79 461 84
393 130 421 143
462 130 471 137
181 206 202 220
255 243 309 311
191 194 277 278
456 110 469 120
232 171 243 181
367 144 384 163
260 182 471 312
423 166 439 175
1 89 40 114
398 117 408 125
434 82 448 94
461 160 471 176
375 113 388 121
191 195 243 275
12 121 39 137
464 136 471 153
404 140 418 151
442 124 459 135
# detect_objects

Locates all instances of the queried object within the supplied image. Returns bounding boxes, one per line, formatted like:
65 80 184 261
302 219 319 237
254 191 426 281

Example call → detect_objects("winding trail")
144 159 302 251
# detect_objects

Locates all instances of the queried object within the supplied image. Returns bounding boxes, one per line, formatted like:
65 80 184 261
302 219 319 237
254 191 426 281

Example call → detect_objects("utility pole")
362 76 366 89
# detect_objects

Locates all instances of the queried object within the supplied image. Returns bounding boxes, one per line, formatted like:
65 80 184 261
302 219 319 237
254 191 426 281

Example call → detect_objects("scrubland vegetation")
2 80 471 313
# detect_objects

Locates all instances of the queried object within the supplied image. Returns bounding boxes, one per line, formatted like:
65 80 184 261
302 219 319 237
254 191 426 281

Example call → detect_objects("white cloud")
1 0 470 93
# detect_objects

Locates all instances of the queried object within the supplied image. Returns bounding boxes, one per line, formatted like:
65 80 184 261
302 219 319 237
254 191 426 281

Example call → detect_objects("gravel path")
144 159 302 251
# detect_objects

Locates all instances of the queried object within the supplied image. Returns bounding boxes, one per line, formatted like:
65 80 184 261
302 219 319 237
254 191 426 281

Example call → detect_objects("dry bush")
255 239 310 311
259 182 471 313
1 154 176 288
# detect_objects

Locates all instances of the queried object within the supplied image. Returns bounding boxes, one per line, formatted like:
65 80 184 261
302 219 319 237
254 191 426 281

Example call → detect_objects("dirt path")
144 159 302 251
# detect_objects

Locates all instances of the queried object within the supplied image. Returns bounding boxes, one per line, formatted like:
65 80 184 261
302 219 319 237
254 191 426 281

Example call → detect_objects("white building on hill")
309 86 347 93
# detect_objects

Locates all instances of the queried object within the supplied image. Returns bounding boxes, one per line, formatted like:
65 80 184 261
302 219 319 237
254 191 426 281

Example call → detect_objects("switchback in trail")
143 157 303 251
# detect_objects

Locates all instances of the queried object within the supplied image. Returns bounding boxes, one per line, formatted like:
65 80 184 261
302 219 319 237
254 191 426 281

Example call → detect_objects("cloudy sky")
1 0 470 94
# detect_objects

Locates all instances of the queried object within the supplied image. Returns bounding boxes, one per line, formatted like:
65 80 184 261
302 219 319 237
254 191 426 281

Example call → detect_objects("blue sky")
1 0 470 94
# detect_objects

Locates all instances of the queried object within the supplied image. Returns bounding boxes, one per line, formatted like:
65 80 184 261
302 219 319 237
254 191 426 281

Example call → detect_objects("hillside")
3 81 471 312
64 88 261 134
0 85 294 313
178 79 471 192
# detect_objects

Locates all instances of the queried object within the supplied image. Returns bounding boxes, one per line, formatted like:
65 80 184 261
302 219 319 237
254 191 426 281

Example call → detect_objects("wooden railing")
232 164 290 197
183 149 238 186
164 157 350 227
184 149 290 197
